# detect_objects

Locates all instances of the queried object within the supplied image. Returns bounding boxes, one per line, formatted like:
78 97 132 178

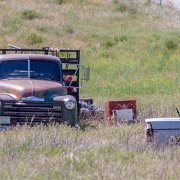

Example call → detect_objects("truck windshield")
0 60 60 81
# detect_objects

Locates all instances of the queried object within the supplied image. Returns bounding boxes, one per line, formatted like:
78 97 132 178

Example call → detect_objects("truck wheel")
169 136 180 146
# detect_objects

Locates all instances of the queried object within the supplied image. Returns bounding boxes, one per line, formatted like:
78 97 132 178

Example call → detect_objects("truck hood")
145 118 180 129
0 79 66 102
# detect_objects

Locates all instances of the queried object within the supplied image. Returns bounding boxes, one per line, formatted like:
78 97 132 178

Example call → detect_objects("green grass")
25 32 43 45
115 3 128 13
0 0 179 178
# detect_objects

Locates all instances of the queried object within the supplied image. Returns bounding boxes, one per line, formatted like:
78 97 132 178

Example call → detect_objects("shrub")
165 40 178 50
26 33 43 45
21 10 40 20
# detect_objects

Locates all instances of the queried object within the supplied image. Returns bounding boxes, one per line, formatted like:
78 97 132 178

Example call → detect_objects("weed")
21 10 41 20
62 24 74 34
165 39 178 50
26 33 43 45
127 1 138 15
78 120 97 131
158 51 170 71
112 0 119 4
40 146 62 156
68 8 77 19
102 36 127 48
2 16 22 31
115 35 127 42
36 25 49 33
77 0 86 3
116 3 128 13
54 0 64 5
102 40 114 48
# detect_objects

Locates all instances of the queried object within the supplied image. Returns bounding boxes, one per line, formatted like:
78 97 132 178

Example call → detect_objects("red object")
10 118 17 126
65 76 72 82
104 100 136 122
65 76 73 92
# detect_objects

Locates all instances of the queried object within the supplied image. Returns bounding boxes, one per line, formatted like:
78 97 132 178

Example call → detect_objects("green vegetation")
2 16 22 31
26 32 43 45
165 39 178 50
54 0 64 5
0 0 179 179
0 1 179 110
62 24 74 34
115 3 128 12
21 10 41 20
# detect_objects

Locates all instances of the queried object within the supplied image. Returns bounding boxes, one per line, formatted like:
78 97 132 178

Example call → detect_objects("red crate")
104 100 136 123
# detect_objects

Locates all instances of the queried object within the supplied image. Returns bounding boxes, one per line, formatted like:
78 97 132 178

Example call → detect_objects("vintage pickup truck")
0 47 89 129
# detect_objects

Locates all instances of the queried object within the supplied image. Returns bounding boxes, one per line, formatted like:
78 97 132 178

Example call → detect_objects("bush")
21 10 40 20
26 33 43 45
165 40 178 50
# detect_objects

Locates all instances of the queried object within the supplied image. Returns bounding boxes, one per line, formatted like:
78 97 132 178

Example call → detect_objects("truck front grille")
3 103 62 124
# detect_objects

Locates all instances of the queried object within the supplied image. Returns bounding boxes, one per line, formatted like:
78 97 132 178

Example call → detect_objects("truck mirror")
82 67 90 81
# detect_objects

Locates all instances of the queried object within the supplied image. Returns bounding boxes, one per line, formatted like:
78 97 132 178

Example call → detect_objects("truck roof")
0 54 61 63
145 118 180 122
145 118 180 129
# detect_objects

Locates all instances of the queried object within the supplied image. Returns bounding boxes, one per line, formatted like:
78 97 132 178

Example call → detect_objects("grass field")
0 124 180 179
0 0 179 179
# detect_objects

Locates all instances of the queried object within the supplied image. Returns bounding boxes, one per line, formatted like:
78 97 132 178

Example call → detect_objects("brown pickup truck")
0 47 87 128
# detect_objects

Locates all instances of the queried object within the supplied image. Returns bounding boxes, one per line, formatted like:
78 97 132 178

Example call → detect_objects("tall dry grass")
0 124 179 179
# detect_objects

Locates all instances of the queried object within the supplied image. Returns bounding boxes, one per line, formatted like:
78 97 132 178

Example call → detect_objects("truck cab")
0 47 85 128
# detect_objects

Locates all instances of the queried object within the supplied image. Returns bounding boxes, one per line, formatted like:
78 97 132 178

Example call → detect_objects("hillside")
1 0 179 118
0 1 180 179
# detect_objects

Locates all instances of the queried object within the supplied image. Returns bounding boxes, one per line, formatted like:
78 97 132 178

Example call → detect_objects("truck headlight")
64 99 76 110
